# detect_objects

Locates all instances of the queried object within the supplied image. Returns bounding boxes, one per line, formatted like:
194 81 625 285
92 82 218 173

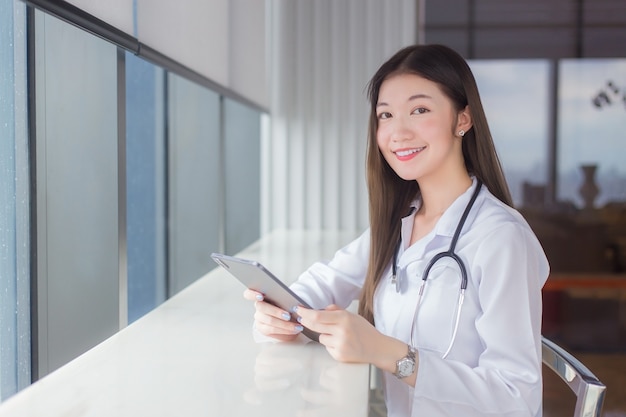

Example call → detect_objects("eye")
412 107 429 115
377 111 392 120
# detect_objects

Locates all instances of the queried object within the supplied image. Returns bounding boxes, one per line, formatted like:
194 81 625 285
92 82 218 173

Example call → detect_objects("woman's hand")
294 305 384 364
297 305 417 384
243 289 303 342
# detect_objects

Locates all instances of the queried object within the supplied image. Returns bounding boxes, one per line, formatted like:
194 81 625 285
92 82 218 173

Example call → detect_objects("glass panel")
34 11 119 376
0 0 29 401
557 59 626 208
167 73 221 295
543 59 626 353
126 52 166 323
469 60 551 206
223 98 262 255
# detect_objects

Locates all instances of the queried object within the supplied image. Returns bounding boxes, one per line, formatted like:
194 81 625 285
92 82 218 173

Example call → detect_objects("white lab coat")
290 178 550 417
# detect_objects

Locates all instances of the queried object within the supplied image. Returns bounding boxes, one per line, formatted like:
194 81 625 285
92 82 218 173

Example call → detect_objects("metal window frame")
20 0 268 114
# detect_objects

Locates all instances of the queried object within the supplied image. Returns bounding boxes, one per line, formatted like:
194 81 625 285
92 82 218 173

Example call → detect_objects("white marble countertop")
0 229 370 417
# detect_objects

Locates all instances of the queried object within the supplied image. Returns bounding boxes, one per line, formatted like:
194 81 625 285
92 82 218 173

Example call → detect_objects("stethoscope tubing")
394 180 483 358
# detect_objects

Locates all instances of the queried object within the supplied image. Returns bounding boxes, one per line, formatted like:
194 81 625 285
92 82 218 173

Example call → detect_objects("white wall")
263 0 418 233
136 0 267 109
66 0 269 109
65 0 134 34
56 0 419 234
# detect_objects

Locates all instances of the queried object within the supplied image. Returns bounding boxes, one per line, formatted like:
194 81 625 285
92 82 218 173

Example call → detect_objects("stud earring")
458 130 465 137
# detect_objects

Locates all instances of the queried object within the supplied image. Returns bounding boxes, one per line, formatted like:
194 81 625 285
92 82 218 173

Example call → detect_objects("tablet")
211 253 320 342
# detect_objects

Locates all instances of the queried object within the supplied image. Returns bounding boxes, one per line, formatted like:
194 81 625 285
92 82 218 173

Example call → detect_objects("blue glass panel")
0 0 29 400
126 52 166 323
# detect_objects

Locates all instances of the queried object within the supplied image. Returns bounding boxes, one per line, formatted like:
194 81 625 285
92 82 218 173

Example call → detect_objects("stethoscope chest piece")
392 180 482 293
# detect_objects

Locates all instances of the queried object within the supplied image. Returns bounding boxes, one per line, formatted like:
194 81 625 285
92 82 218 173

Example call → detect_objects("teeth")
396 147 423 157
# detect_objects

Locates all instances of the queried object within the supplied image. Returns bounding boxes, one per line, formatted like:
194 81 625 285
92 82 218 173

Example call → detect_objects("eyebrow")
376 93 433 108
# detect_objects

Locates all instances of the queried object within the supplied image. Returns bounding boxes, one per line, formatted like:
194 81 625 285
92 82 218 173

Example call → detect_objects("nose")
388 116 414 143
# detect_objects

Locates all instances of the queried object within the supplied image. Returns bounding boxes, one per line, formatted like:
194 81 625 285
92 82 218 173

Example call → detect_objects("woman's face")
376 73 466 183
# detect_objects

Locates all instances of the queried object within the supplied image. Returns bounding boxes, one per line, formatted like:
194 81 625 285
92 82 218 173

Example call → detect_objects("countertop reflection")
243 342 368 416
0 229 369 417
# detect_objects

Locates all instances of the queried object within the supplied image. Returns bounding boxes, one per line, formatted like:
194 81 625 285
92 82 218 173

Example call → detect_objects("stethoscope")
391 179 483 359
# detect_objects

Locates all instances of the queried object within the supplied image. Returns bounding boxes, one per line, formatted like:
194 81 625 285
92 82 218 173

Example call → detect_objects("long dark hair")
358 44 512 324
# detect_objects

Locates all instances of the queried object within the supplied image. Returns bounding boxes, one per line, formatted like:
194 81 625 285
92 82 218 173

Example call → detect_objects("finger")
255 318 302 336
255 299 295 323
294 307 334 334
255 305 303 335
296 315 336 337
243 288 264 301
296 306 345 326
294 306 324 323
255 322 302 340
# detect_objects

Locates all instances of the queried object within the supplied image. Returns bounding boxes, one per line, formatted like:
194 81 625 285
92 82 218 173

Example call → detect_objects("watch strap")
393 344 416 379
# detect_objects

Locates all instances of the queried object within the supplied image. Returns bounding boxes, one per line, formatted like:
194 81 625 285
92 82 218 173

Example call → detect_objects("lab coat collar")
432 176 484 239
400 177 484 251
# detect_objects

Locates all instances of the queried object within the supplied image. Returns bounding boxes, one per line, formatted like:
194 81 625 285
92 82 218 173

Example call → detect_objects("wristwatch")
393 344 417 379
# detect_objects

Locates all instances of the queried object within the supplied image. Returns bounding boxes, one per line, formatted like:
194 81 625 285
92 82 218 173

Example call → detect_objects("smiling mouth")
395 147 425 157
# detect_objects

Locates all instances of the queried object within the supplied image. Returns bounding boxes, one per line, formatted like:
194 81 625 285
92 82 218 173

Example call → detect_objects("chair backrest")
542 336 606 417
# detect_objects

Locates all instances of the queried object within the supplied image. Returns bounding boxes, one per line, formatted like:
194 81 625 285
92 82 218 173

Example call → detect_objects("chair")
542 336 607 417
369 336 606 417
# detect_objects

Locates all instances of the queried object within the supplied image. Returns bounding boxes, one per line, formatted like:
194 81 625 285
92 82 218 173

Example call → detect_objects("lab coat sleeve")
412 222 549 417
289 229 370 309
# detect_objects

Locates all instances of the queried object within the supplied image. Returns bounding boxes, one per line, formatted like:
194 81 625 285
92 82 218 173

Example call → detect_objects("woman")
245 44 549 417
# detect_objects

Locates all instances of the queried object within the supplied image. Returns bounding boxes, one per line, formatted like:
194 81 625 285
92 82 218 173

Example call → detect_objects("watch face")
398 358 415 376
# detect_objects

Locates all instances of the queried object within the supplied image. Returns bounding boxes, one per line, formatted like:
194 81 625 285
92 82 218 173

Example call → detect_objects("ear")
456 105 473 136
